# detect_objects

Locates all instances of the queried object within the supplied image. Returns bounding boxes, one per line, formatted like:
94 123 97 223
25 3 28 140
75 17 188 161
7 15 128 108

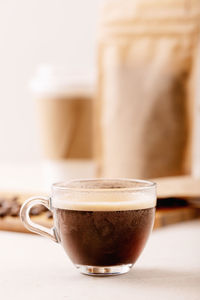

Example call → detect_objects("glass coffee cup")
20 179 156 276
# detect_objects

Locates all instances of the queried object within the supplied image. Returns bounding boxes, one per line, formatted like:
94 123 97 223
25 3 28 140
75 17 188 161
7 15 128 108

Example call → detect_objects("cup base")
76 264 133 276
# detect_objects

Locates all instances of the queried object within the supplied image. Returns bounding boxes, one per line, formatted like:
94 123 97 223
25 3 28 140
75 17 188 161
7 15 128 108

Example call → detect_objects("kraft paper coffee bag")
96 0 200 178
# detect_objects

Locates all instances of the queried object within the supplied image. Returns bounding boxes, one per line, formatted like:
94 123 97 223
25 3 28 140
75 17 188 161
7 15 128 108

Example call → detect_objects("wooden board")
0 191 199 234
0 214 52 233
0 206 199 233
154 206 200 229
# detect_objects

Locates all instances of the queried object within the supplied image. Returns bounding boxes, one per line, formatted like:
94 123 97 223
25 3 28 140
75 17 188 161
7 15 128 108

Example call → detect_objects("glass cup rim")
52 178 156 193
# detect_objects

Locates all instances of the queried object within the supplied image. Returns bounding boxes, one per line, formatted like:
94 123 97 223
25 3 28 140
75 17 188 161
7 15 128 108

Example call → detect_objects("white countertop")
0 220 199 300
0 163 199 299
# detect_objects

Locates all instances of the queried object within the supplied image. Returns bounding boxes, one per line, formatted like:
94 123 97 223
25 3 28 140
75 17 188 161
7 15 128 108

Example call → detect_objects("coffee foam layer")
52 191 156 211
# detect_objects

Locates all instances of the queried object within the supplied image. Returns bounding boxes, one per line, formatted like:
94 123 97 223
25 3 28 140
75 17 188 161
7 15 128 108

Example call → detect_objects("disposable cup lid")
29 64 95 97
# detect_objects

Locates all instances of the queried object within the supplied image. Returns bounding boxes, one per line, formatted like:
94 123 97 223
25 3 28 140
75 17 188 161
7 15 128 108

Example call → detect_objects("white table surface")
0 220 199 300
0 163 199 299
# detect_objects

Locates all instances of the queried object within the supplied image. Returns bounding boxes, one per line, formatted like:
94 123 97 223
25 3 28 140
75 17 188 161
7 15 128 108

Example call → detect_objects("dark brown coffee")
54 208 155 266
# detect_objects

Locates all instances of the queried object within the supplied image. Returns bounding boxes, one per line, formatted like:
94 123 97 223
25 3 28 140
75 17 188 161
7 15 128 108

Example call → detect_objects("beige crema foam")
52 191 156 211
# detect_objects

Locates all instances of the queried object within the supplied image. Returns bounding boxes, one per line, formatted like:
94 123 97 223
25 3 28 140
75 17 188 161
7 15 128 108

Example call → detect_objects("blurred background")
0 0 101 163
0 0 199 218
0 0 199 190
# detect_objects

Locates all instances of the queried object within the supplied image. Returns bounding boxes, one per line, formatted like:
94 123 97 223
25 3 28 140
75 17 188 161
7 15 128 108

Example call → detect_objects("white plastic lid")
30 64 95 97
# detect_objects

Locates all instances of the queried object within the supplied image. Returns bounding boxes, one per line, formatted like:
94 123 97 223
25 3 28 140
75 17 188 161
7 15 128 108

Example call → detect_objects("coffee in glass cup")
20 179 156 276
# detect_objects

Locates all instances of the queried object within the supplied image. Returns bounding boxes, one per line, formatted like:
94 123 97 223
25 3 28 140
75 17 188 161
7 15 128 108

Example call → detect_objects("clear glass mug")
20 178 156 276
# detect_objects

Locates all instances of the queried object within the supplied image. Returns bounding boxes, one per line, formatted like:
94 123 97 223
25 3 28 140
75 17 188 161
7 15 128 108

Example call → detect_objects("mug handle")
20 196 59 243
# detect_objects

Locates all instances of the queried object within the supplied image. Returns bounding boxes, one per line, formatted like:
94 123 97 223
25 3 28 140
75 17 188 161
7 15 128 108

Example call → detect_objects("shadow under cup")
21 179 156 276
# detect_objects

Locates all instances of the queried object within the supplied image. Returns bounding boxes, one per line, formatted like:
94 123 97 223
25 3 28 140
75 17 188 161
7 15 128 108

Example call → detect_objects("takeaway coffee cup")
30 65 95 187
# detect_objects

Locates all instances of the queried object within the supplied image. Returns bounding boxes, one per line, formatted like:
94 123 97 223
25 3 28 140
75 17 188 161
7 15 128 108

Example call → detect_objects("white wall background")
0 0 101 163
0 0 200 176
